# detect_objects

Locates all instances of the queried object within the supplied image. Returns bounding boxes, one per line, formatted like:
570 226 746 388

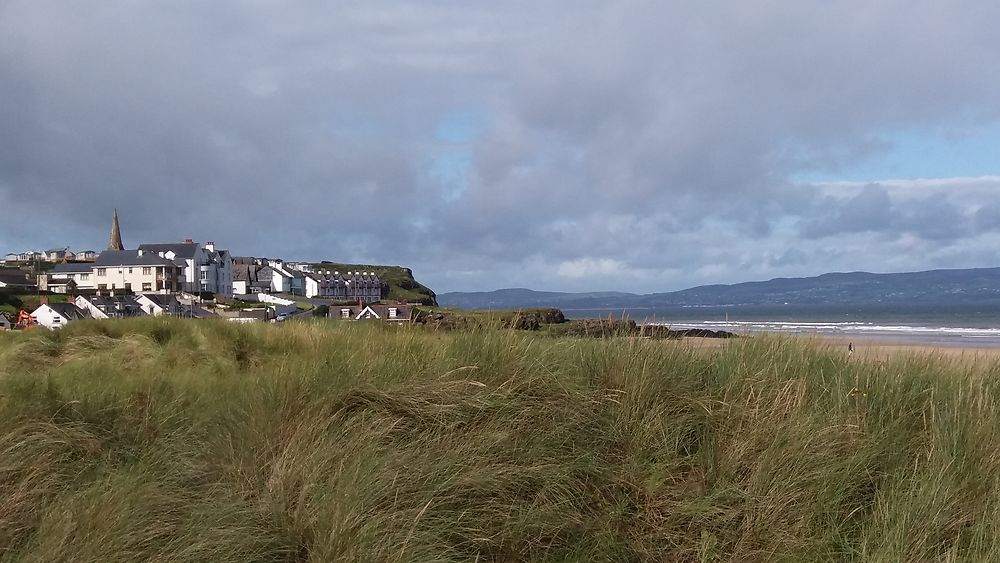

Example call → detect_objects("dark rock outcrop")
412 307 735 339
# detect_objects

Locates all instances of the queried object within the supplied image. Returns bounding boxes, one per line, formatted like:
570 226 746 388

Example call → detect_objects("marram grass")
1 319 1000 562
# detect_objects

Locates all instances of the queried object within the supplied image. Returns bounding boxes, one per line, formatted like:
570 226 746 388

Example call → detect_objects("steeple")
108 208 124 251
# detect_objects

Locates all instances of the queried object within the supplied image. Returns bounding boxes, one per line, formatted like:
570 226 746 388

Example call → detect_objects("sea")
562 303 1000 348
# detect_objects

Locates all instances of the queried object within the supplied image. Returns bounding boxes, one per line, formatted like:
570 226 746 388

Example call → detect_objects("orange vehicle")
15 310 36 330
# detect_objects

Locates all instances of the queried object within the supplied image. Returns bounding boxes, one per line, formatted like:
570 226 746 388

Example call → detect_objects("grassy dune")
2 320 1000 561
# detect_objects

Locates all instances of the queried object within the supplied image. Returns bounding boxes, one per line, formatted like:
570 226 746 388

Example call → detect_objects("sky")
3 1 1000 294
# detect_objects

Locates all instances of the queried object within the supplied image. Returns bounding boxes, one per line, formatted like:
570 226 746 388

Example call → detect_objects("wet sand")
811 335 1000 362
682 334 1000 363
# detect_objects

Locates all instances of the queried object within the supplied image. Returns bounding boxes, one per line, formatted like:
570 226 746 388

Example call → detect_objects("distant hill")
438 288 634 310
438 267 1000 310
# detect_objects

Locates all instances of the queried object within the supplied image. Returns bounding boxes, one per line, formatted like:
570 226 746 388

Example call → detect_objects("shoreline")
681 333 1000 360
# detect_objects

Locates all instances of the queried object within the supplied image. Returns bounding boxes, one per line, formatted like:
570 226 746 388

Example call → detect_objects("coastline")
640 318 1000 350
681 333 1000 361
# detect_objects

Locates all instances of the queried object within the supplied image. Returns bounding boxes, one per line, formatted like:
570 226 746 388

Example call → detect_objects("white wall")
74 297 111 319
49 271 95 290
271 272 288 293
236 293 295 306
93 264 177 294
304 277 319 298
31 305 70 329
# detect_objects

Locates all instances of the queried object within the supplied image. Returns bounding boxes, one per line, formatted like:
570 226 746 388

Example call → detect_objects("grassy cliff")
309 262 436 305
1 319 1000 561
0 290 68 317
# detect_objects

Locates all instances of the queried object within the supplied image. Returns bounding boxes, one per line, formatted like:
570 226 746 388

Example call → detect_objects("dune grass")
2 319 1000 561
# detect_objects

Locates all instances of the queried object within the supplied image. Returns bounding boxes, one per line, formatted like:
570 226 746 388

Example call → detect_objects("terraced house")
304 270 383 301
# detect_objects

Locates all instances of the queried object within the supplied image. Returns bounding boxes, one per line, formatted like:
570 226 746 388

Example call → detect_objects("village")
0 211 417 329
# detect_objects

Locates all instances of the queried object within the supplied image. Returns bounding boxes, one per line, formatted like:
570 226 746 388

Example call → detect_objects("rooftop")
44 303 90 320
138 243 199 259
50 263 93 274
93 250 177 268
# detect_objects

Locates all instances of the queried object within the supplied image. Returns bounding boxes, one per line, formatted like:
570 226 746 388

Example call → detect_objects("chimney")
205 241 215 252
183 239 194 244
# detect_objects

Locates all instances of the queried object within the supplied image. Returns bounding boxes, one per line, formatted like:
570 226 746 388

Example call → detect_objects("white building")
31 303 90 329
47 263 95 293
250 260 304 295
92 250 181 294
44 248 75 261
135 294 182 316
0 313 11 330
74 295 147 319
267 264 296 293
15 251 42 262
302 270 383 301
138 241 233 296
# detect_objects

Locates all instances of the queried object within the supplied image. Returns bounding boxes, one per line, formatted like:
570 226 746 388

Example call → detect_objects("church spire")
108 208 124 251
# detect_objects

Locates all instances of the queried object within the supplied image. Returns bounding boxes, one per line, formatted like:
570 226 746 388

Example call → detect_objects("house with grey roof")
138 240 233 296
135 293 182 316
0 268 36 291
31 303 91 329
44 262 95 292
74 295 147 319
328 302 411 322
44 248 75 261
304 270 383 302
92 250 181 294
232 263 272 294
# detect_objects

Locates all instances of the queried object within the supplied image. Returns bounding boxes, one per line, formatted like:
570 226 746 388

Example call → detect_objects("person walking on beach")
848 342 854 354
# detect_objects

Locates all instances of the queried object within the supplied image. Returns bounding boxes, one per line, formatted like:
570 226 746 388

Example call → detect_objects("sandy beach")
683 333 1000 363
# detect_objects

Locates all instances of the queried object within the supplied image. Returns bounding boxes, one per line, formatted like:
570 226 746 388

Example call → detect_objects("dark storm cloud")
3 1 1000 292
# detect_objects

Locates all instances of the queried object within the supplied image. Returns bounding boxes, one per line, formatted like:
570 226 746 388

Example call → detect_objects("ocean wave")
646 320 1000 338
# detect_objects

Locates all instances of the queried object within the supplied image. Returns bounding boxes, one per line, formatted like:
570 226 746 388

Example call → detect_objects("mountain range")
438 267 1000 310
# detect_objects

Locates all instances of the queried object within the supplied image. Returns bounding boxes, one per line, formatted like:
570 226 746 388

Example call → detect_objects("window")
341 309 350 318
97 268 106 276
80 274 90 280
142 282 152 291
98 284 107 291
124 283 132 292
200 271 208 280
142 267 151 275
388 308 398 318
128 268 133 274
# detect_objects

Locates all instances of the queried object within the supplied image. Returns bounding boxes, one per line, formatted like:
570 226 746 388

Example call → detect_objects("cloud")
3 1 1000 293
